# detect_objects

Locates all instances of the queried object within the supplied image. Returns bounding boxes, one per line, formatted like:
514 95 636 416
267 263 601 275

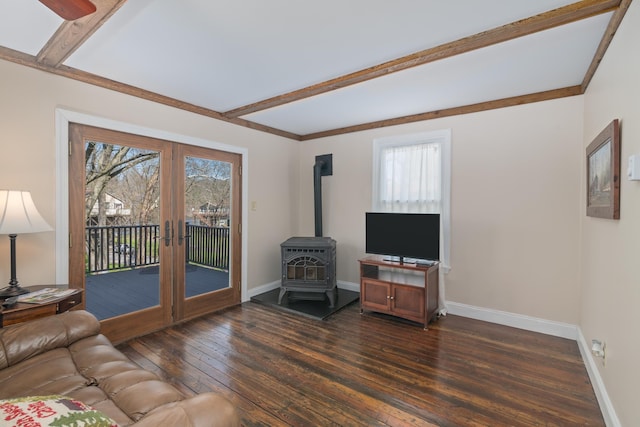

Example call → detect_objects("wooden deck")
85 264 229 320
117 302 604 426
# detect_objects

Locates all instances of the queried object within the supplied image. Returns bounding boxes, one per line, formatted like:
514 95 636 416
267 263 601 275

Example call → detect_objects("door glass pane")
84 141 161 320
184 156 231 297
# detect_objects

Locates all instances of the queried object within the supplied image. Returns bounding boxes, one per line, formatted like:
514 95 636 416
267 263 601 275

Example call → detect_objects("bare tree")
110 161 160 226
185 158 231 227
85 146 230 228
85 142 158 226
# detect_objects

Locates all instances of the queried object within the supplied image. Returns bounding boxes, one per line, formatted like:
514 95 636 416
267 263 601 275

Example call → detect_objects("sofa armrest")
131 393 240 427
0 310 100 369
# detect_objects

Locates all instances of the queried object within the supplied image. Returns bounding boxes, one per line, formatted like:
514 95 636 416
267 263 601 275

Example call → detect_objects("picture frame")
586 119 620 219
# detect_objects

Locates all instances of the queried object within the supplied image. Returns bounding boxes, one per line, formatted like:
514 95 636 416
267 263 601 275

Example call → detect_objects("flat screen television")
365 212 440 264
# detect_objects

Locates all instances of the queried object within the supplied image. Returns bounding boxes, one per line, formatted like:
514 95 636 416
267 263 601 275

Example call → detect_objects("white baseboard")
445 301 578 339
245 286 618 425
337 280 359 292
576 329 621 427
445 300 619 426
245 280 280 301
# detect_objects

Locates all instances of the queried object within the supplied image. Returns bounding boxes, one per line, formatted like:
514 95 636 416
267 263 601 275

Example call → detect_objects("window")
372 129 451 272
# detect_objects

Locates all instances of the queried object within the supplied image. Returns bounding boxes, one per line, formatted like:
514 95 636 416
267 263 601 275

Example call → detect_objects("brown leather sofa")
0 310 240 426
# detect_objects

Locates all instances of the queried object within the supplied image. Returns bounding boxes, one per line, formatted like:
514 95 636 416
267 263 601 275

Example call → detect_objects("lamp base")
0 285 29 298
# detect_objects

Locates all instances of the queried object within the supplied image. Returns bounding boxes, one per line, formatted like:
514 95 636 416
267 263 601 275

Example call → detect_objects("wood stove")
279 154 337 307
279 236 337 306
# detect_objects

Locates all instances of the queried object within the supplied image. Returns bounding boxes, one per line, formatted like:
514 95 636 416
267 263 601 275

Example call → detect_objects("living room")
0 0 638 425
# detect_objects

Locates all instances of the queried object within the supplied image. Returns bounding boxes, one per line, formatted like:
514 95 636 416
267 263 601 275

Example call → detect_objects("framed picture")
586 119 620 219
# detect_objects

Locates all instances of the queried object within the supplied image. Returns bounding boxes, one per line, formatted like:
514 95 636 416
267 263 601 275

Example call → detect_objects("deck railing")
85 223 229 274
186 224 230 271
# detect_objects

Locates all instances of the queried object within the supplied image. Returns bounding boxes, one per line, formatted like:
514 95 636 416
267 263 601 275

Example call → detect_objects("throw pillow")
0 395 118 427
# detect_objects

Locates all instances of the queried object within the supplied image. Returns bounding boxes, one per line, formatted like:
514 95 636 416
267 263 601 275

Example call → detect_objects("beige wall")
582 1 640 425
0 60 299 293
2 6 638 420
299 97 584 324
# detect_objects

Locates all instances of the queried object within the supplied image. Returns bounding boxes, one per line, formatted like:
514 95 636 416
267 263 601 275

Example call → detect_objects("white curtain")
377 143 441 213
373 132 451 314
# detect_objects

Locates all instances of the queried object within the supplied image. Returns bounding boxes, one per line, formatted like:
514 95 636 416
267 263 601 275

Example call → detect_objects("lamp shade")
0 190 52 235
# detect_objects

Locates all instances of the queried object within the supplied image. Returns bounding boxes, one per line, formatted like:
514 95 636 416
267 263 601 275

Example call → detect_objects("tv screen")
365 212 440 263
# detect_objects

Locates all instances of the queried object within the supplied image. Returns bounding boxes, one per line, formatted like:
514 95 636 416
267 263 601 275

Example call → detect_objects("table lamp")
0 190 53 298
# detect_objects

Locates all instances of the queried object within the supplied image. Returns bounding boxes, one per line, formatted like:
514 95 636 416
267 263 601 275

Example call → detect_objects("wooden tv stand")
359 256 439 329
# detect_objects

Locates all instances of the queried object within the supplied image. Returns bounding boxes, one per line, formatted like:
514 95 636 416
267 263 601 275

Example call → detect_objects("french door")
68 124 241 342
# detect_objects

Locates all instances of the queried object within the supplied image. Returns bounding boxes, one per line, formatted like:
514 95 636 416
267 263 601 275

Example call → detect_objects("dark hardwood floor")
117 302 604 426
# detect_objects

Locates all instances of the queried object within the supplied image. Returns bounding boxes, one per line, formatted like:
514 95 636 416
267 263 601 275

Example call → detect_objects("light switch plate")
628 155 640 180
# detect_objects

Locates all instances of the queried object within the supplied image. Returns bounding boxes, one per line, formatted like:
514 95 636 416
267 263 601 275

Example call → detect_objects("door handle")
163 220 172 246
178 219 184 245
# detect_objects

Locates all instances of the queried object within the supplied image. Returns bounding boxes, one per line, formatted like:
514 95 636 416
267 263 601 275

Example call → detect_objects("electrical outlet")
591 339 606 366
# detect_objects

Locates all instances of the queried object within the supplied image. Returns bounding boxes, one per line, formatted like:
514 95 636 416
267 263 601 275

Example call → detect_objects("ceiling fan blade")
38 0 97 20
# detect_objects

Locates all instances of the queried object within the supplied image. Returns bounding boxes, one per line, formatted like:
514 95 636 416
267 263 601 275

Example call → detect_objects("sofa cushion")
0 348 88 398
0 395 118 426
0 311 100 369
0 311 240 426
0 333 186 425
68 334 185 422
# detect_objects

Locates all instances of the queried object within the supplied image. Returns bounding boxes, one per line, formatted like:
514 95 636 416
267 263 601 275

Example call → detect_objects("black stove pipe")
314 160 324 237
313 154 333 238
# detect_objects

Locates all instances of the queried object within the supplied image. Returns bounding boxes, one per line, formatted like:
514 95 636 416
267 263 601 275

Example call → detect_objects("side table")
0 286 83 328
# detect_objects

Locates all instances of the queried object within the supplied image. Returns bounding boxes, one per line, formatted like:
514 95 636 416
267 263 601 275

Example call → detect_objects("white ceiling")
0 0 625 139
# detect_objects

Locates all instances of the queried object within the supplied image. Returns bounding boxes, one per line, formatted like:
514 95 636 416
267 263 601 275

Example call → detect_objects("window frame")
372 129 451 271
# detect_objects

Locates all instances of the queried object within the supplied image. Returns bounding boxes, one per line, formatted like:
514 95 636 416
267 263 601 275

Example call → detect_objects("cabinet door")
361 280 391 312
392 284 425 323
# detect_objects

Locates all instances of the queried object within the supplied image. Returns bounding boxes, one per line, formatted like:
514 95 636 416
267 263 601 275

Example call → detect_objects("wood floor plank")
170 317 367 425
116 302 604 426
175 314 394 426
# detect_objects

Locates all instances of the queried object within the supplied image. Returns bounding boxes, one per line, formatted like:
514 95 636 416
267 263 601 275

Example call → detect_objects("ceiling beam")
581 0 632 91
37 0 128 67
0 0 625 143
224 0 620 119
300 86 584 141
0 46 302 140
